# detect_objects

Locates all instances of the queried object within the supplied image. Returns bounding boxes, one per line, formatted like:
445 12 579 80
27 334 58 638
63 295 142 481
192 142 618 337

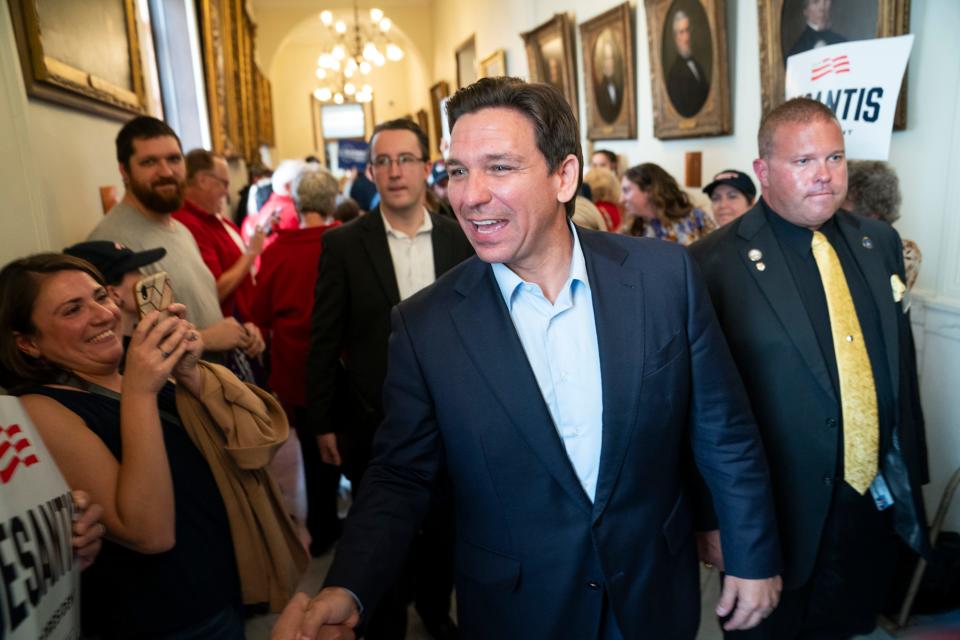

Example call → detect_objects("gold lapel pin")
748 248 763 262
862 236 874 249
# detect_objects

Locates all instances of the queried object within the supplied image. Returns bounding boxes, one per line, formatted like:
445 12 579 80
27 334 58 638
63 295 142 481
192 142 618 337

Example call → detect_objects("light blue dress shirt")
492 225 604 501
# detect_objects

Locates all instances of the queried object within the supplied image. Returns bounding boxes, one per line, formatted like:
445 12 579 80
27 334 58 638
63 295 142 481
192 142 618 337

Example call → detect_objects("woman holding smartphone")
0 253 243 639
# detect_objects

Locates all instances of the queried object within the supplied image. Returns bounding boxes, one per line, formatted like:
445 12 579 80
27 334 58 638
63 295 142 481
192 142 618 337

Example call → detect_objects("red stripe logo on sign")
0 423 40 483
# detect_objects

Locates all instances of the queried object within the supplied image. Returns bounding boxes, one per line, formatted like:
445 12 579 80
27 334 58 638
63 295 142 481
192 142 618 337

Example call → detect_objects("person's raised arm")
23 311 191 553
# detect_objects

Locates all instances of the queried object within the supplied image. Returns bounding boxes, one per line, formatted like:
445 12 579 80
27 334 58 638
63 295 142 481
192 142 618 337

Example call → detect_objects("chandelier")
313 4 404 104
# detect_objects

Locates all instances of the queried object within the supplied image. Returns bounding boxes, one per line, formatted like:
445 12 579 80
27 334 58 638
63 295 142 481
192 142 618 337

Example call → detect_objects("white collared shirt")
383 208 436 300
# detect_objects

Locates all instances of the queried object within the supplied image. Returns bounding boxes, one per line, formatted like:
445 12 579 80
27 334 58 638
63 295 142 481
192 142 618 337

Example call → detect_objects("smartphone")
133 272 175 320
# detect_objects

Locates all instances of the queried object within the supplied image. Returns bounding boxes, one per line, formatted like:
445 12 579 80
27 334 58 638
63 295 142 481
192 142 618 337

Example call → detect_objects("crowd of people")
0 75 932 640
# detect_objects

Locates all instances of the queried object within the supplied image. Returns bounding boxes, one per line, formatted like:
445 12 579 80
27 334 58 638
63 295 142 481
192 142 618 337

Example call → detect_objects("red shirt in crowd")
241 192 299 251
250 223 340 409
595 200 622 232
173 200 256 319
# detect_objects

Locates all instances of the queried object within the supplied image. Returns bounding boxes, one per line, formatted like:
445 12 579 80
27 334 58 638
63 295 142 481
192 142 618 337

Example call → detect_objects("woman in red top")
583 167 622 231
250 167 342 555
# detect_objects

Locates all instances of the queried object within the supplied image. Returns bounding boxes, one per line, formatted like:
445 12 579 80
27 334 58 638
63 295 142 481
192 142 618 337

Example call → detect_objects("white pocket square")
890 274 906 302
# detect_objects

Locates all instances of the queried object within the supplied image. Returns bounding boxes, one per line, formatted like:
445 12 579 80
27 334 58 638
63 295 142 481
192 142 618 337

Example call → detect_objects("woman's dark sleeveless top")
24 383 240 639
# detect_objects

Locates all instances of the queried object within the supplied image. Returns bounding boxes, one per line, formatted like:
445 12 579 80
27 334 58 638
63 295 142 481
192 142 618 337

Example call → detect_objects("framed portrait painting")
429 80 450 154
522 14 578 113
580 3 637 140
456 35 479 89
758 0 910 128
479 49 507 78
8 0 146 120
644 0 731 139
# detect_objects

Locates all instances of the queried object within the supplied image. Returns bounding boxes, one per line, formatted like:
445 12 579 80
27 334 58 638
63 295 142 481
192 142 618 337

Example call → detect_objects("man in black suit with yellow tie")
690 97 929 639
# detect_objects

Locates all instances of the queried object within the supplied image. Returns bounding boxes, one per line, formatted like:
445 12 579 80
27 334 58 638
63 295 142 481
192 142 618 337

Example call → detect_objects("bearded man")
88 116 256 361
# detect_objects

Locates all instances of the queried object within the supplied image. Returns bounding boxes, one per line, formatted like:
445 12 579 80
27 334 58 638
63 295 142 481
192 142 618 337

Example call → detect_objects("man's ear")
555 154 581 206
118 162 131 186
106 284 124 309
752 158 769 190
14 332 40 359
365 163 375 182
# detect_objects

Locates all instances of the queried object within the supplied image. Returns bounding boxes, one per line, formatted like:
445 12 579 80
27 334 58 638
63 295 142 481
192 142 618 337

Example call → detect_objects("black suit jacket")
305 208 474 480
689 203 929 588
595 77 623 124
325 228 779 639
666 56 709 118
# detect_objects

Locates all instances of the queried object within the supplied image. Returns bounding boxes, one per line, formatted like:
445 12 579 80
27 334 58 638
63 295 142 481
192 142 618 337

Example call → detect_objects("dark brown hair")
116 116 181 170
592 149 619 172
0 254 105 390
623 163 692 223
446 77 582 216
184 148 217 181
758 97 840 158
370 118 430 161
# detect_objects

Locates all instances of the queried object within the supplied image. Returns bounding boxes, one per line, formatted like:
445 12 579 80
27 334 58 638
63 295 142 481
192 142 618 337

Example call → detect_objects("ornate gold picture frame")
479 49 507 78
8 0 146 120
522 13 578 113
758 0 910 128
644 0 731 139
580 3 637 140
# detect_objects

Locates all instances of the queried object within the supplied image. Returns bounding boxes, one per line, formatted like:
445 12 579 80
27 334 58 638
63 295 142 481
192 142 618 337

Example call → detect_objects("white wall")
431 0 960 531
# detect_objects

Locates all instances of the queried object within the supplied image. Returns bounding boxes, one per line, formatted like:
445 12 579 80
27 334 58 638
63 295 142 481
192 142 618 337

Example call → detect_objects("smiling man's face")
446 107 577 271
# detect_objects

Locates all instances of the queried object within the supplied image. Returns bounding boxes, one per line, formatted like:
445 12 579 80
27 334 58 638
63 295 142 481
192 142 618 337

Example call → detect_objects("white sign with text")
786 35 914 160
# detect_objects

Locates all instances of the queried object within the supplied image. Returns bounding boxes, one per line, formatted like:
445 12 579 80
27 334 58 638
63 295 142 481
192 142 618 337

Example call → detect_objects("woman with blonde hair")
620 162 715 245
583 167 622 231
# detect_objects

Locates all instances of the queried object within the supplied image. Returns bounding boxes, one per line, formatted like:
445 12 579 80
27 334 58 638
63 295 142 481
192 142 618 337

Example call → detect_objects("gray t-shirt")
88 201 224 330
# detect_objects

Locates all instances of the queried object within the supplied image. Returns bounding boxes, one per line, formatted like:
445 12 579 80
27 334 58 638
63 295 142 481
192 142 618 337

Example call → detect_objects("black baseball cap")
703 169 757 201
63 241 165 285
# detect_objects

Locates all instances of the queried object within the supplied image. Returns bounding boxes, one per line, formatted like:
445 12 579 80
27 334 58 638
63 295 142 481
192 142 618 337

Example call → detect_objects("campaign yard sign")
0 396 79 640
786 35 914 160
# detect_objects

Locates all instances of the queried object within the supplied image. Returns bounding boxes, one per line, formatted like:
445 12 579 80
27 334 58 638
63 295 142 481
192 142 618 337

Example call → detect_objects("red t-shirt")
595 200 622 232
249 223 340 408
173 200 255 319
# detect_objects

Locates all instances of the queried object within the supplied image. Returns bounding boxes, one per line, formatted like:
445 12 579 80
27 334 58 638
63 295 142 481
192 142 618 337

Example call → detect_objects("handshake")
271 588 360 640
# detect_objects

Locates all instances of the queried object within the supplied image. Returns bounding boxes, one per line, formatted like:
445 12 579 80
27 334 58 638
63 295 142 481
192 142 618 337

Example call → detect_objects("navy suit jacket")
325 228 779 639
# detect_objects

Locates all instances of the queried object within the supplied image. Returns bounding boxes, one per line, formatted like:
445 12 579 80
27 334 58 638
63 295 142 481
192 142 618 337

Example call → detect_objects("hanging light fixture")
314 2 404 104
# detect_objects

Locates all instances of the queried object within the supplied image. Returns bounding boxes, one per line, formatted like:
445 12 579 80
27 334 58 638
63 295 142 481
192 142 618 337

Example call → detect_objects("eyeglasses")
371 154 426 171
204 172 230 189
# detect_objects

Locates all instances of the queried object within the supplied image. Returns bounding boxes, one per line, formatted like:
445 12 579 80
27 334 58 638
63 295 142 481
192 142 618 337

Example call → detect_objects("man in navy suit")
273 77 782 640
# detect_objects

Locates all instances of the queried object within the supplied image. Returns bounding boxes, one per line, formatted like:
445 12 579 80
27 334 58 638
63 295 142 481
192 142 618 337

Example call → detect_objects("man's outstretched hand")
271 588 360 640
716 574 782 631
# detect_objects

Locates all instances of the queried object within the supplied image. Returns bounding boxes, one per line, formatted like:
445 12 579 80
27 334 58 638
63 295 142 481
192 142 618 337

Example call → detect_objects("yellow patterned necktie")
811 230 878 494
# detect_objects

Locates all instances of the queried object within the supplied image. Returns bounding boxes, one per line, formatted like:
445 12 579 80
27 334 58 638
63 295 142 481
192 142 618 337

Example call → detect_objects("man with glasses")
306 119 473 639
174 149 264 326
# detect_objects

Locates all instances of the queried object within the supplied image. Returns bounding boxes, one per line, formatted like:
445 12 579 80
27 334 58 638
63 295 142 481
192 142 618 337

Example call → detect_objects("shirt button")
587 581 601 590
846 335 854 342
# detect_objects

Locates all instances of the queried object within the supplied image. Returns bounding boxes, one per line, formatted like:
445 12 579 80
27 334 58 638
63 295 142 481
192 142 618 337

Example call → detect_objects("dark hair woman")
619 163 716 245
0 253 245 639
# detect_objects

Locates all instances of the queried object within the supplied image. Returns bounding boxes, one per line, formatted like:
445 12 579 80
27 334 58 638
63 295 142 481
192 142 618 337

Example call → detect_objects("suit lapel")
360 209 400 305
578 231 644 522
430 213 454 276
836 213 900 399
450 259 592 514
737 207 837 404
